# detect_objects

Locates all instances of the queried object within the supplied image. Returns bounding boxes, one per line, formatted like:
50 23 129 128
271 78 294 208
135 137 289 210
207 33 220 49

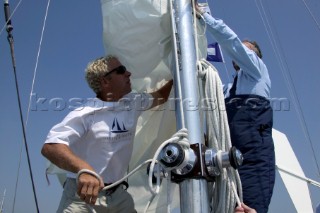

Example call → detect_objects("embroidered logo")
111 117 128 133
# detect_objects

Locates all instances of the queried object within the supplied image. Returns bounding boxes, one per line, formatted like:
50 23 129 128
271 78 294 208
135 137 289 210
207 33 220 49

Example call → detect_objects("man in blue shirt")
196 4 275 213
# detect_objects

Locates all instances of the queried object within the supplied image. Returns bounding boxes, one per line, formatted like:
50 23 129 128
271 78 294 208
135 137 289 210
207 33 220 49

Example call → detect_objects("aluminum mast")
173 0 210 212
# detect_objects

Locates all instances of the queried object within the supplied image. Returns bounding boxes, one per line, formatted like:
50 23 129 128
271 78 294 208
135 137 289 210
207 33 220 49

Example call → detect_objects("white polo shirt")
44 93 153 183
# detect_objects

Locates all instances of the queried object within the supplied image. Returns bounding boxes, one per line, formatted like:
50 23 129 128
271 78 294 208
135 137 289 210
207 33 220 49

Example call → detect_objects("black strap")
104 181 129 192
229 74 238 97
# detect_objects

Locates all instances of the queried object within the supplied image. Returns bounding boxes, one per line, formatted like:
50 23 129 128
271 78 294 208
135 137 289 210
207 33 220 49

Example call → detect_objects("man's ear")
100 77 111 91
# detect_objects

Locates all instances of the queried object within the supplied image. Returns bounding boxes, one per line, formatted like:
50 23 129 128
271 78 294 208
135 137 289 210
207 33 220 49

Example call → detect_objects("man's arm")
41 143 93 173
149 79 173 109
41 143 103 204
195 4 262 79
235 203 257 213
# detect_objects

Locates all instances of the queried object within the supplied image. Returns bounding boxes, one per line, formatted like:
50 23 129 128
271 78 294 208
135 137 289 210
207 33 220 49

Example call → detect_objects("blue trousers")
225 95 275 213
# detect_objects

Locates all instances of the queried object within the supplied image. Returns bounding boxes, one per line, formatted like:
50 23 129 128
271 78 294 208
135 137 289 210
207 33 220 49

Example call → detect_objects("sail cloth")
100 0 207 212
273 129 313 213
101 0 176 212
101 0 172 79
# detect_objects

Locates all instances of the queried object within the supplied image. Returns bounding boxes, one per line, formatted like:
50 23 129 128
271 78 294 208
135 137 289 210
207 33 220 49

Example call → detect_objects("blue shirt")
201 13 271 98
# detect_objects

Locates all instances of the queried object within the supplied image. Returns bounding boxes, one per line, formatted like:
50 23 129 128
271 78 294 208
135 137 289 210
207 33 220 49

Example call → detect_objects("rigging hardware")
158 142 243 182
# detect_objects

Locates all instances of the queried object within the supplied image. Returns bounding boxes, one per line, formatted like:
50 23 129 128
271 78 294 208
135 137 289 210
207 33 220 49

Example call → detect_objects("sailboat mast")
173 0 210 212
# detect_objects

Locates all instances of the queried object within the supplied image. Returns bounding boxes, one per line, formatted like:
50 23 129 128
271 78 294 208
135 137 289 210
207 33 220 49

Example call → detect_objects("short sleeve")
44 111 87 146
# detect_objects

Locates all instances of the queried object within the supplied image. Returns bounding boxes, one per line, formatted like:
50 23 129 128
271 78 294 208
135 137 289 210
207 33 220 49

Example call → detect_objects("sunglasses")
105 65 127 77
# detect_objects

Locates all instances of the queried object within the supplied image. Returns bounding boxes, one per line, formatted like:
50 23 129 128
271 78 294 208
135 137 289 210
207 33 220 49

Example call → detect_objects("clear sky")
0 0 319 212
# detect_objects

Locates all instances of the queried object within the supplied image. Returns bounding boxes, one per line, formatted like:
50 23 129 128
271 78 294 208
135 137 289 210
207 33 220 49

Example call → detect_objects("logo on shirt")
111 117 128 133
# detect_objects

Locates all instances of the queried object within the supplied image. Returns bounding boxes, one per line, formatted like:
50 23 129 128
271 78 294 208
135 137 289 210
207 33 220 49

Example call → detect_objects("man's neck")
97 92 126 102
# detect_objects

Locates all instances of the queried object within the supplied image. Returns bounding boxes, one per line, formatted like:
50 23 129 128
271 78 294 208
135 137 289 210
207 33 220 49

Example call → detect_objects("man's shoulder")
120 92 153 111
64 98 106 117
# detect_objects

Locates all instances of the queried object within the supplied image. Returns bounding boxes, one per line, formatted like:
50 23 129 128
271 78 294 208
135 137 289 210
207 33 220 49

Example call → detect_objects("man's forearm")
41 143 94 173
150 79 173 108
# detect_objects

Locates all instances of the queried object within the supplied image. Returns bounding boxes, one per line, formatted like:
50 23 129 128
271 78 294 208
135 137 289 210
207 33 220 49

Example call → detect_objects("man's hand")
149 79 173 109
77 172 104 205
235 203 257 213
195 2 205 16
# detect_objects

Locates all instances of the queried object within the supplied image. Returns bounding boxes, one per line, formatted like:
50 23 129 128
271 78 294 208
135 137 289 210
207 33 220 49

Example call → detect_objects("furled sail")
101 0 178 211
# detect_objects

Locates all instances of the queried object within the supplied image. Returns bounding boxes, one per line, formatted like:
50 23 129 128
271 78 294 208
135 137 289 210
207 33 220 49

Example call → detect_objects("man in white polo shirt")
41 55 173 213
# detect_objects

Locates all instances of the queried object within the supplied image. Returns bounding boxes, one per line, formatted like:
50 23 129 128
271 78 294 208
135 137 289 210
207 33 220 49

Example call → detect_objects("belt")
104 181 129 196
225 94 270 106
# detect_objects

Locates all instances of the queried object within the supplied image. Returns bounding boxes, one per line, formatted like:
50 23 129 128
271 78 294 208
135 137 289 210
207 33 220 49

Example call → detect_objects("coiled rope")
197 59 242 213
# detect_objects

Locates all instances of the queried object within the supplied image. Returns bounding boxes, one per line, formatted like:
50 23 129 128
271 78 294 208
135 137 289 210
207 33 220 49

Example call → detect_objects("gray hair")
85 55 118 94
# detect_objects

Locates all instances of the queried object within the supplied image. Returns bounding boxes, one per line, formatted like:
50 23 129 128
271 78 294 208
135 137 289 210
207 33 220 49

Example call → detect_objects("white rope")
76 169 103 213
230 171 241 207
300 0 320 32
195 2 231 82
102 160 153 191
66 128 187 213
77 160 169 212
78 129 189 213
7 1 50 212
76 160 154 213
255 0 320 177
148 128 189 195
25 0 51 125
142 128 189 213
198 59 242 213
76 169 104 186
71 61 240 212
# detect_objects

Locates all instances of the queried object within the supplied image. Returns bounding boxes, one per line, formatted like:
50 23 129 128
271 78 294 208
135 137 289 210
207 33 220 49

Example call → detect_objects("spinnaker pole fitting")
159 143 196 176
205 146 243 176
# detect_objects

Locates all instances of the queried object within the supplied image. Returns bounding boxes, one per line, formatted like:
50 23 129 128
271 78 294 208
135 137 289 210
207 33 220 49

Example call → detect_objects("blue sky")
0 0 319 212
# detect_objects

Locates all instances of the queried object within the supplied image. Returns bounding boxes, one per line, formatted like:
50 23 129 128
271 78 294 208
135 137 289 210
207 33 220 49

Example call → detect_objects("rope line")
255 0 320 177
26 0 51 124
5 18 40 213
300 0 320 32
8 0 51 212
193 4 243 210
148 128 190 195
71 129 189 213
198 59 242 213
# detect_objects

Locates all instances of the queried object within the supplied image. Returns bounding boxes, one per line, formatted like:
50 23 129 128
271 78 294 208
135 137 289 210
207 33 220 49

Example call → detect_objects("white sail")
273 129 314 213
101 1 179 211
